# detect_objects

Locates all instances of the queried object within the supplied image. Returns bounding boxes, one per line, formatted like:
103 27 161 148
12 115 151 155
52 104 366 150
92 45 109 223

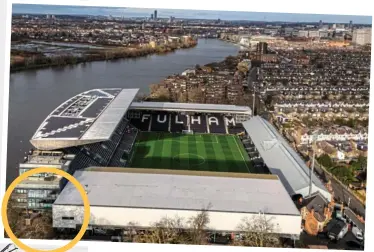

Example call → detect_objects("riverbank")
10 40 198 73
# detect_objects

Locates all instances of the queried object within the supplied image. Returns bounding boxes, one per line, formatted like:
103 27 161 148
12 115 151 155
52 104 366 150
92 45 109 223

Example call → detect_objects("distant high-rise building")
332 23 337 29
154 10 158 20
352 28 372 45
46 14 50 19
319 20 323 28
256 42 268 54
151 14 154 20
349 20 353 29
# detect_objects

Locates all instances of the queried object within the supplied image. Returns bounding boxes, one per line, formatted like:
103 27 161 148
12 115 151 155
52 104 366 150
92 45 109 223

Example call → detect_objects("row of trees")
6 200 283 248
317 153 367 185
10 40 197 72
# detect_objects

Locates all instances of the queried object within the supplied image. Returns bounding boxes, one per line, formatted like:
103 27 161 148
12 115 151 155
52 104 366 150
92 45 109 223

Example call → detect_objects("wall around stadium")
53 205 302 236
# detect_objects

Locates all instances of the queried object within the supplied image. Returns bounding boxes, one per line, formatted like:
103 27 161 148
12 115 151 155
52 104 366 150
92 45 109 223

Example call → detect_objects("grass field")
129 132 262 173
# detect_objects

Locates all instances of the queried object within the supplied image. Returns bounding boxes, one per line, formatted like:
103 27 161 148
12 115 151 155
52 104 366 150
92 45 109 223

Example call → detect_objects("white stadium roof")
130 101 252 114
242 116 331 201
54 168 300 216
30 88 139 150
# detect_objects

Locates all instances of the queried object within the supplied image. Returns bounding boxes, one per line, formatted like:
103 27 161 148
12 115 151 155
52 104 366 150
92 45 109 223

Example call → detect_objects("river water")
6 39 240 185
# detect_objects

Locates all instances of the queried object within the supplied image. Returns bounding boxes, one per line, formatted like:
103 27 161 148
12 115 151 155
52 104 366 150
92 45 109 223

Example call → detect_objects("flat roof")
130 102 252 114
81 89 139 140
54 168 300 216
242 116 330 200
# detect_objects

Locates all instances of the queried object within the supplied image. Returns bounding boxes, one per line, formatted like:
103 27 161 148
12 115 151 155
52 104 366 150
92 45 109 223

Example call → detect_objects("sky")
12 4 372 24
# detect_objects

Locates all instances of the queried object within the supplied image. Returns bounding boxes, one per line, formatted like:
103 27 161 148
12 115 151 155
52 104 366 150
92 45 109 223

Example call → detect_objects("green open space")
129 132 265 174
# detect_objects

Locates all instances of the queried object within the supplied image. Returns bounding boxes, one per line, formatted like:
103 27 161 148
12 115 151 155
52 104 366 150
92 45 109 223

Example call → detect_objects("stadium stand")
170 113 189 133
150 112 170 132
189 113 207 133
127 111 151 131
207 114 226 134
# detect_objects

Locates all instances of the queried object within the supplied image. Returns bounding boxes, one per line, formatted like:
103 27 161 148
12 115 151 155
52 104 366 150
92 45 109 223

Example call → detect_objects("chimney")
298 196 303 205
324 206 328 217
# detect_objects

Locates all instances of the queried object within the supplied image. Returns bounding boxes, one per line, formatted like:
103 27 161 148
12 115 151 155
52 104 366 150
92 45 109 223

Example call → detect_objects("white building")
352 28 372 45
53 168 302 239
308 30 320 38
298 30 309 38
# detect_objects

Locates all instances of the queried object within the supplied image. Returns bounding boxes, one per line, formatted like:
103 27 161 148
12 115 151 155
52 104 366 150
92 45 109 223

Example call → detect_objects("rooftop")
30 88 139 150
130 101 252 114
54 168 300 216
242 116 331 201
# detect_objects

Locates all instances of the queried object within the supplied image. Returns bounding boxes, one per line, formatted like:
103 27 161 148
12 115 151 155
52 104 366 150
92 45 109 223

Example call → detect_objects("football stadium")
13 88 332 241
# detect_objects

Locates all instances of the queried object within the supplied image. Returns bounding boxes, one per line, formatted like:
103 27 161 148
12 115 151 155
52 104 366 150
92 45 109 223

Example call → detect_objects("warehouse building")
52 168 302 239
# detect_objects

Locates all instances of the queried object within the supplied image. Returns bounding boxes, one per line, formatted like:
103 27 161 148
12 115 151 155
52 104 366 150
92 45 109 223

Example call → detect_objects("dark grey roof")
242 116 331 201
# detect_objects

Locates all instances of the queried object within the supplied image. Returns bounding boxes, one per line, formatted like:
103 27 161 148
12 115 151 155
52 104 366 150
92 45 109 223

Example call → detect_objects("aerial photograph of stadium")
4 2 371 250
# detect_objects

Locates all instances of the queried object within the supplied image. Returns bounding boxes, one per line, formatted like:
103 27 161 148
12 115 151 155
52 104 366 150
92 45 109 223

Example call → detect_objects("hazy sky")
12 4 372 24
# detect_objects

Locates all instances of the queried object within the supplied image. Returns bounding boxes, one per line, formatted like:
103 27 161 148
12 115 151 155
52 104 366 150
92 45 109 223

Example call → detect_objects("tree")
132 204 211 245
6 200 55 239
330 166 354 184
153 87 171 102
188 88 205 103
317 154 333 169
236 214 281 247
137 216 187 244
177 92 188 103
186 203 211 245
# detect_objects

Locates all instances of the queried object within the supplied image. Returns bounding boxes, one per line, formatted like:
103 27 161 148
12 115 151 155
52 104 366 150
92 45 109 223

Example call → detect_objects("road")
300 230 364 250
312 161 365 219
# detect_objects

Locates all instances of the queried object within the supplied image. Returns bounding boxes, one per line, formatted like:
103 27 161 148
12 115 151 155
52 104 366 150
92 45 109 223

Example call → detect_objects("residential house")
297 191 334 236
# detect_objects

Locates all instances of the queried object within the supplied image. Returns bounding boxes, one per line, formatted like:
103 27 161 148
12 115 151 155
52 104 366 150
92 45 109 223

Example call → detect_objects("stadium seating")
227 123 245 135
108 124 138 167
207 115 226 134
189 114 207 133
150 113 170 132
128 111 151 131
170 113 188 133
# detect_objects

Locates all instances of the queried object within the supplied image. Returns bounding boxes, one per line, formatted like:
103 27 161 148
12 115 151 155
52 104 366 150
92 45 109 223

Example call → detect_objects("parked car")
327 219 348 241
352 226 364 241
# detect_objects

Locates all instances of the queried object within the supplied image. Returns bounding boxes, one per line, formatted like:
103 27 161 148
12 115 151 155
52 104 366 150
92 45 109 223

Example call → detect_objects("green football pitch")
129 132 261 173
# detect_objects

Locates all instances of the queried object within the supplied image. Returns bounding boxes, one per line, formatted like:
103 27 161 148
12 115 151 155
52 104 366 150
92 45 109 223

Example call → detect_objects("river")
6 39 240 186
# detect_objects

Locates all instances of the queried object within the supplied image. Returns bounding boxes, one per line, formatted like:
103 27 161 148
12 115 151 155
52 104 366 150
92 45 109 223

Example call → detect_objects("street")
312 162 365 218
300 230 364 250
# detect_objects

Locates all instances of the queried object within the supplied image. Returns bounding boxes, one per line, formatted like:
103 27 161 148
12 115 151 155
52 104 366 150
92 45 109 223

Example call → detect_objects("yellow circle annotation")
1 167 91 252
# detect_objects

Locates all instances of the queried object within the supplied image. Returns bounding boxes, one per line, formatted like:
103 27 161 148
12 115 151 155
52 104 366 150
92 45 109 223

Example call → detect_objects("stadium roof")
242 116 331 201
54 168 300 216
130 102 252 114
30 88 139 150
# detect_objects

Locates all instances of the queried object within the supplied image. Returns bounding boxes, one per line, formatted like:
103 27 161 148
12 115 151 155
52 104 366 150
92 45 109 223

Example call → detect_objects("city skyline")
12 4 372 24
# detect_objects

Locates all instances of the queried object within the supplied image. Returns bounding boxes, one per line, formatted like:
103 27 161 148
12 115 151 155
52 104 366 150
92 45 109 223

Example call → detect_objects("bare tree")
177 92 188 103
186 203 211 245
236 214 281 248
6 199 54 239
188 88 205 103
133 204 211 245
136 216 187 244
